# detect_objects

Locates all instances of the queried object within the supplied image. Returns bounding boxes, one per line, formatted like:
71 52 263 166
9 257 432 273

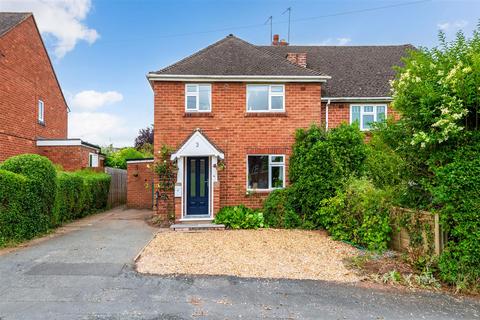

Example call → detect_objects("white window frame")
89 153 99 168
246 154 285 191
38 100 44 123
350 104 387 131
246 84 285 112
185 84 212 112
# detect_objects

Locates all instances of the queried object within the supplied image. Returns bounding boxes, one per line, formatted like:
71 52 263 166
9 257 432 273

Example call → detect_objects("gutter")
147 73 330 88
321 96 392 103
326 98 330 130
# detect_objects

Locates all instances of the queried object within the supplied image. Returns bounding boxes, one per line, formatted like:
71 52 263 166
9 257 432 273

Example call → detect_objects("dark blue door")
186 157 209 215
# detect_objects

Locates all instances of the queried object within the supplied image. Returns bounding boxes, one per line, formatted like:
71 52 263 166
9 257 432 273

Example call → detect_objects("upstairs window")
350 105 387 130
185 84 211 112
247 84 285 112
38 100 45 123
247 155 285 190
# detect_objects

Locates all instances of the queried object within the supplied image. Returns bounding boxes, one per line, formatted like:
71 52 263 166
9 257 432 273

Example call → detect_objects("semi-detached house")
127 34 412 223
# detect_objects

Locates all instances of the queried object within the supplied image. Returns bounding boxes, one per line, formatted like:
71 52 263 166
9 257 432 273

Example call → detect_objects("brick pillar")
213 181 220 218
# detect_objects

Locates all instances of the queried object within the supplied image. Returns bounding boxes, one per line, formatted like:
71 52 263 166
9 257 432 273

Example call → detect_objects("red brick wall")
0 16 68 162
38 145 102 171
127 161 155 209
153 82 322 215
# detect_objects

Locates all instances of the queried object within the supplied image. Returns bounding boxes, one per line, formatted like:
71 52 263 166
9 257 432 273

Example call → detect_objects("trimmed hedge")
0 154 111 247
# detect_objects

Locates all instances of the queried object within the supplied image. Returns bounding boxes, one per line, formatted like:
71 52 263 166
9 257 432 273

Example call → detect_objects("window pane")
364 106 374 113
186 96 197 110
351 106 361 125
199 159 205 197
271 85 284 93
363 114 375 130
271 166 284 189
248 156 268 189
199 86 210 110
271 96 284 110
377 106 386 122
271 155 284 163
186 85 197 93
248 86 269 111
190 159 196 196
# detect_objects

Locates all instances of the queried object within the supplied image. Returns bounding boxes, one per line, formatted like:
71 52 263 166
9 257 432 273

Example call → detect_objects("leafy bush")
364 134 405 189
214 205 264 229
0 154 57 236
316 178 392 251
104 147 152 169
0 154 111 247
262 189 302 229
0 169 27 246
432 146 480 288
288 124 367 221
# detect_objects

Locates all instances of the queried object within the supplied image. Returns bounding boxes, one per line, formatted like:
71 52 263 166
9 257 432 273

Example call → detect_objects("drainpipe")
326 98 331 130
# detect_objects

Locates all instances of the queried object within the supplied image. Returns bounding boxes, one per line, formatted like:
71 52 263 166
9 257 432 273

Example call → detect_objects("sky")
1 0 479 147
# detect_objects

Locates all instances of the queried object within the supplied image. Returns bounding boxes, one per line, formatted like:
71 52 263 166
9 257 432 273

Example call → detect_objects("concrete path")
0 207 478 319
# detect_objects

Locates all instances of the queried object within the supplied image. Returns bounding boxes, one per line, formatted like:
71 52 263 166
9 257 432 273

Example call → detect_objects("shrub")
0 169 27 246
0 154 57 236
288 124 367 221
214 205 265 229
316 178 392 251
432 147 480 288
0 154 111 247
104 147 151 169
262 189 302 228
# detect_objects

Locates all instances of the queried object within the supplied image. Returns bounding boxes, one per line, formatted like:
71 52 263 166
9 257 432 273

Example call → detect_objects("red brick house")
128 34 410 221
0 12 104 170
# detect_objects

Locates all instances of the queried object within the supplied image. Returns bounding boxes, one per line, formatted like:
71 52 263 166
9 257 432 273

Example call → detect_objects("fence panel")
105 167 127 207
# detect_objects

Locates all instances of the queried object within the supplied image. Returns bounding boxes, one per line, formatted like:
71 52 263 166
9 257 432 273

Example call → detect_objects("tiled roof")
260 45 414 97
0 12 31 37
152 35 327 77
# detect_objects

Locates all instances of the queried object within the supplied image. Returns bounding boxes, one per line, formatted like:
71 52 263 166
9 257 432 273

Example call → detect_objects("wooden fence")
105 167 127 208
390 207 448 256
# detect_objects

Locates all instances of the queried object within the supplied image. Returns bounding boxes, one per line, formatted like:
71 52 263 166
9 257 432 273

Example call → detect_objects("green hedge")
0 154 111 247
315 178 392 251
262 189 303 229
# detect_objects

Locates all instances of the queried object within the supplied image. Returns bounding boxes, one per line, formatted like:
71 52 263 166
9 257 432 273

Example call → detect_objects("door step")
170 223 225 231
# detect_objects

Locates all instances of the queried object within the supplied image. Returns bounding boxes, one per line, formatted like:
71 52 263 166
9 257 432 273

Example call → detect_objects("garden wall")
126 159 155 209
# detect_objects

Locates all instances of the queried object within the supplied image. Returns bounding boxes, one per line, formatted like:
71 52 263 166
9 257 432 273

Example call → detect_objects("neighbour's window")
185 84 211 112
247 84 285 112
247 155 285 190
89 153 99 168
350 105 387 130
38 100 44 123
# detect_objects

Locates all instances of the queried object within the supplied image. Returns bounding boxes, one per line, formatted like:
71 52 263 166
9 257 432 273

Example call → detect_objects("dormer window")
185 84 211 112
38 100 45 124
247 84 285 112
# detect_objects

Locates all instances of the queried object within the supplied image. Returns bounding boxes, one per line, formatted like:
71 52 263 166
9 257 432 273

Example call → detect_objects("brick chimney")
286 52 307 68
272 34 279 45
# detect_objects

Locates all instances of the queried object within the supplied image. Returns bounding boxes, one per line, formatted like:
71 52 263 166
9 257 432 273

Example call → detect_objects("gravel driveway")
0 207 478 319
136 229 360 281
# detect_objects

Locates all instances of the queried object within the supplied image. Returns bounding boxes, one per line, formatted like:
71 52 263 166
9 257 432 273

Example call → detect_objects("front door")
186 157 209 216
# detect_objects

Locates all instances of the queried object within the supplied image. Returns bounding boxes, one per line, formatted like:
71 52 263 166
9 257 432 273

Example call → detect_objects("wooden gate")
105 167 127 207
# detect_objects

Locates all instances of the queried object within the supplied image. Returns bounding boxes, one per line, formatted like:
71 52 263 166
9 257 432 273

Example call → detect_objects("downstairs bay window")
247 155 285 191
350 104 387 130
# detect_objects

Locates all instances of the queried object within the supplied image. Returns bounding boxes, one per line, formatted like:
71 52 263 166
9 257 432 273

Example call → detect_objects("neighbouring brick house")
128 34 411 220
0 12 104 170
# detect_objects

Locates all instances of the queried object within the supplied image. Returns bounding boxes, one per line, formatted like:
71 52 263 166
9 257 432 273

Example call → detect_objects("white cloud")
0 0 99 58
68 112 137 147
314 37 352 46
71 90 123 110
437 20 468 32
